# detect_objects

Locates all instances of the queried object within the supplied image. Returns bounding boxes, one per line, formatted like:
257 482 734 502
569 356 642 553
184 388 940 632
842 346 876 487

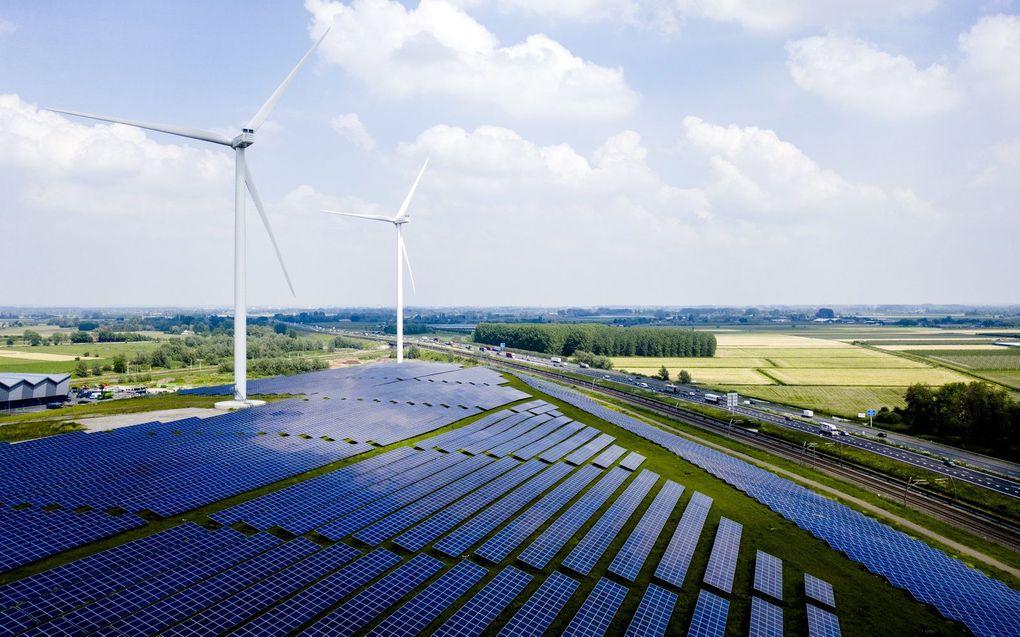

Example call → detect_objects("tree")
678 369 692 384
74 361 89 377
70 331 92 343
90 362 103 376
50 332 66 345
23 330 42 346
4 337 13 347
112 354 127 374
656 366 670 381
815 308 836 319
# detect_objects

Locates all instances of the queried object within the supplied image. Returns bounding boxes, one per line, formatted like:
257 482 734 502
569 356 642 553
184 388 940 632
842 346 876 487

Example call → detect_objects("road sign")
866 409 877 417
726 392 739 408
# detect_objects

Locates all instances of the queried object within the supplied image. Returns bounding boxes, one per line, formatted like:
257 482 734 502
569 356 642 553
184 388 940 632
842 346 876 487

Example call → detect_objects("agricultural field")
612 330 1008 418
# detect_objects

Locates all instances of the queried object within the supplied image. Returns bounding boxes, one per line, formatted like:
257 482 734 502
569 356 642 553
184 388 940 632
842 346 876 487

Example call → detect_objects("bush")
475 323 715 357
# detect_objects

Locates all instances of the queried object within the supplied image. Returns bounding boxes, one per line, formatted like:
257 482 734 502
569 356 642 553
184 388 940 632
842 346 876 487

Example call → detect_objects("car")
784 415 792 421
46 402 64 410
943 458 955 467
603 375 611 379
639 382 649 388
877 432 888 438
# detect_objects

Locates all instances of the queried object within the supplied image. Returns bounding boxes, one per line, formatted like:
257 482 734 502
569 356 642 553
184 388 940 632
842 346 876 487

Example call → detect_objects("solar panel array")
513 374 1020 637
625 583 677 637
754 550 783 601
750 596 784 637
366 560 486 637
619 451 646 471
497 571 578 637
434 566 532 637
592 444 627 468
654 491 713 587
564 432 615 465
806 603 843 637
805 573 836 608
562 577 628 637
609 479 684 581
0 506 143 572
687 588 730 637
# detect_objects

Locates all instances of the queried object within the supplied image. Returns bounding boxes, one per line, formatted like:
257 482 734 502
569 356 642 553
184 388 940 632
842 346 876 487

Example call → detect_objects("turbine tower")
323 159 428 363
50 29 330 407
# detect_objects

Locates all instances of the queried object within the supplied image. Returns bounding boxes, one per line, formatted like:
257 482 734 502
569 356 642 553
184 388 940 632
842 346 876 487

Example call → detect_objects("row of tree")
473 323 716 357
897 382 1018 461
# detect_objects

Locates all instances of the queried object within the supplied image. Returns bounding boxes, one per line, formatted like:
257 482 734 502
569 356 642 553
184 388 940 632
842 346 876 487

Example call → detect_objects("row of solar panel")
515 373 1019 637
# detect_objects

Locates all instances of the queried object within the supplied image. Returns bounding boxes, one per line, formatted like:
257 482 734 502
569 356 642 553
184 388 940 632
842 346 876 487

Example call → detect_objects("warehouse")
0 372 71 409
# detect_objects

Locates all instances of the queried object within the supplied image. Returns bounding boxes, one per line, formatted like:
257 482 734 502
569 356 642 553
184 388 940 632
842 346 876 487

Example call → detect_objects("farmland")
612 330 1015 418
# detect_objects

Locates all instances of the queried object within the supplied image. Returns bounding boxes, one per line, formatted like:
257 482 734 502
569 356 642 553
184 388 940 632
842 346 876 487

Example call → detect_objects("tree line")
473 323 716 357
890 382 1018 461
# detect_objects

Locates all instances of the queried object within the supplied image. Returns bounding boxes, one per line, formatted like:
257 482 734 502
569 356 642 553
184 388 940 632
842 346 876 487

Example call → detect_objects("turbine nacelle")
232 129 255 148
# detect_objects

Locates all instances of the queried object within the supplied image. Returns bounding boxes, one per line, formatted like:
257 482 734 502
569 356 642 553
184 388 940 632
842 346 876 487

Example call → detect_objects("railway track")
403 340 1020 553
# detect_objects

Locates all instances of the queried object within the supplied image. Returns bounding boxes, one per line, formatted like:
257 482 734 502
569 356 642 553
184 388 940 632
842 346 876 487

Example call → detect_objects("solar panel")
749 597 784 637
561 470 659 575
516 467 630 569
619 452 645 471
624 583 677 637
433 566 532 637
753 551 783 601
366 560 486 637
654 491 712 587
538 427 599 463
163 542 361 637
806 604 842 637
592 445 627 468
231 548 400 637
299 553 444 637
564 433 615 466
804 574 835 608
496 571 578 637
609 480 684 581
702 517 742 594
562 578 628 637
474 464 603 564
687 589 729 637
511 419 585 460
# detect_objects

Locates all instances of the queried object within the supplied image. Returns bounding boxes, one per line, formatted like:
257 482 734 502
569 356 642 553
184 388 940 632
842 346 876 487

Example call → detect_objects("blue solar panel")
394 459 546 552
514 375 1020 637
474 464 602 564
434 462 576 558
654 491 712 588
624 583 677 637
231 548 400 637
687 589 729 637
592 445 627 468
366 560 486 637
749 596 784 637
496 571 578 637
754 551 783 601
703 517 742 594
538 426 599 463
299 553 444 637
564 433 615 465
433 566 532 637
619 451 645 471
516 467 630 569
562 470 659 575
609 480 684 581
163 542 361 637
562 578 628 637
484 415 563 458
804 573 835 608
806 604 842 637
511 419 584 460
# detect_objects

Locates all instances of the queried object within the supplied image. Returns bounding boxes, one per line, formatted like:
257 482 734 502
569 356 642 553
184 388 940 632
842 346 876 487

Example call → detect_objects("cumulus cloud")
680 115 930 219
785 34 960 118
494 0 682 32
331 112 376 150
676 0 935 33
0 94 230 217
959 14 1020 98
305 0 637 118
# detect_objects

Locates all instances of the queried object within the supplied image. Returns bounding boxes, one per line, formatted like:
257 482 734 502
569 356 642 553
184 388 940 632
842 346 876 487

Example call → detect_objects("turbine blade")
399 232 416 294
245 163 296 296
395 158 429 220
320 209 393 223
248 27 331 131
47 108 233 146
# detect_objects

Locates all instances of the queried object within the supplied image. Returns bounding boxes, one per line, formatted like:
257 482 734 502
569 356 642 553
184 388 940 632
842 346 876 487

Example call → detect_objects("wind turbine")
49 29 330 407
322 159 428 363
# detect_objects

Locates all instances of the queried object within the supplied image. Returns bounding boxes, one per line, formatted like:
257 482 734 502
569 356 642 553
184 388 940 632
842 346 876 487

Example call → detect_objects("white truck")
819 423 837 435
550 357 563 366
802 409 814 418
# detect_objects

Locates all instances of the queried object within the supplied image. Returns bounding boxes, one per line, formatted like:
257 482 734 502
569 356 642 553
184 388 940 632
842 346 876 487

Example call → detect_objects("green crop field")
910 350 1020 370
724 385 910 414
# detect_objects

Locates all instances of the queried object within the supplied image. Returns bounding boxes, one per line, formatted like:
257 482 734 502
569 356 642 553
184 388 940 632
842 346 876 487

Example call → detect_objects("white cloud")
305 0 638 118
676 0 936 33
680 115 930 219
0 19 16 35
959 14 1020 98
785 34 960 118
331 112 376 150
494 0 682 32
0 94 230 217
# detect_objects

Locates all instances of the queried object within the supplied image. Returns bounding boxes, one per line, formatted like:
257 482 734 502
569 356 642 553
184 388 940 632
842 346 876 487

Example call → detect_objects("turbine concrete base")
214 399 266 411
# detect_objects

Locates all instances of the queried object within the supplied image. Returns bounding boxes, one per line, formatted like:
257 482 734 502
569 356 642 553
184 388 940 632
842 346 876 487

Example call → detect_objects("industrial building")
0 372 71 409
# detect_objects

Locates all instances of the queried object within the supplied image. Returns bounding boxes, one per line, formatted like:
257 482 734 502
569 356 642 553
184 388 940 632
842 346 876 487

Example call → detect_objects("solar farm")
0 362 1017 636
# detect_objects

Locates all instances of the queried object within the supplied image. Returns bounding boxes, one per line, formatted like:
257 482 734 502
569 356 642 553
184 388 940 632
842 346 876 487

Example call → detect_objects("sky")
0 0 1018 308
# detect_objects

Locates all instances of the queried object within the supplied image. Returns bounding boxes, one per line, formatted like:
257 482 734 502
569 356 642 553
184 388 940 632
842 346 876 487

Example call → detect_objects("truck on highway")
550 357 562 366
704 393 721 404
819 423 837 436
802 409 814 418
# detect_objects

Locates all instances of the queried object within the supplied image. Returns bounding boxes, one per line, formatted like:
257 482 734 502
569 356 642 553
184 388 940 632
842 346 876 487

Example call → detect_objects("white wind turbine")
49 29 330 407
322 159 428 363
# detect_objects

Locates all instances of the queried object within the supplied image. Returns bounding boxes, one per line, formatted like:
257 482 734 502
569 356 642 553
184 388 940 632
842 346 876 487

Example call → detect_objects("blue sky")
1 1 1017 308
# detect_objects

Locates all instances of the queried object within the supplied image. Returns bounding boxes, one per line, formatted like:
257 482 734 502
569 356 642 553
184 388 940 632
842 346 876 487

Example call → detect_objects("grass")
720 385 908 416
